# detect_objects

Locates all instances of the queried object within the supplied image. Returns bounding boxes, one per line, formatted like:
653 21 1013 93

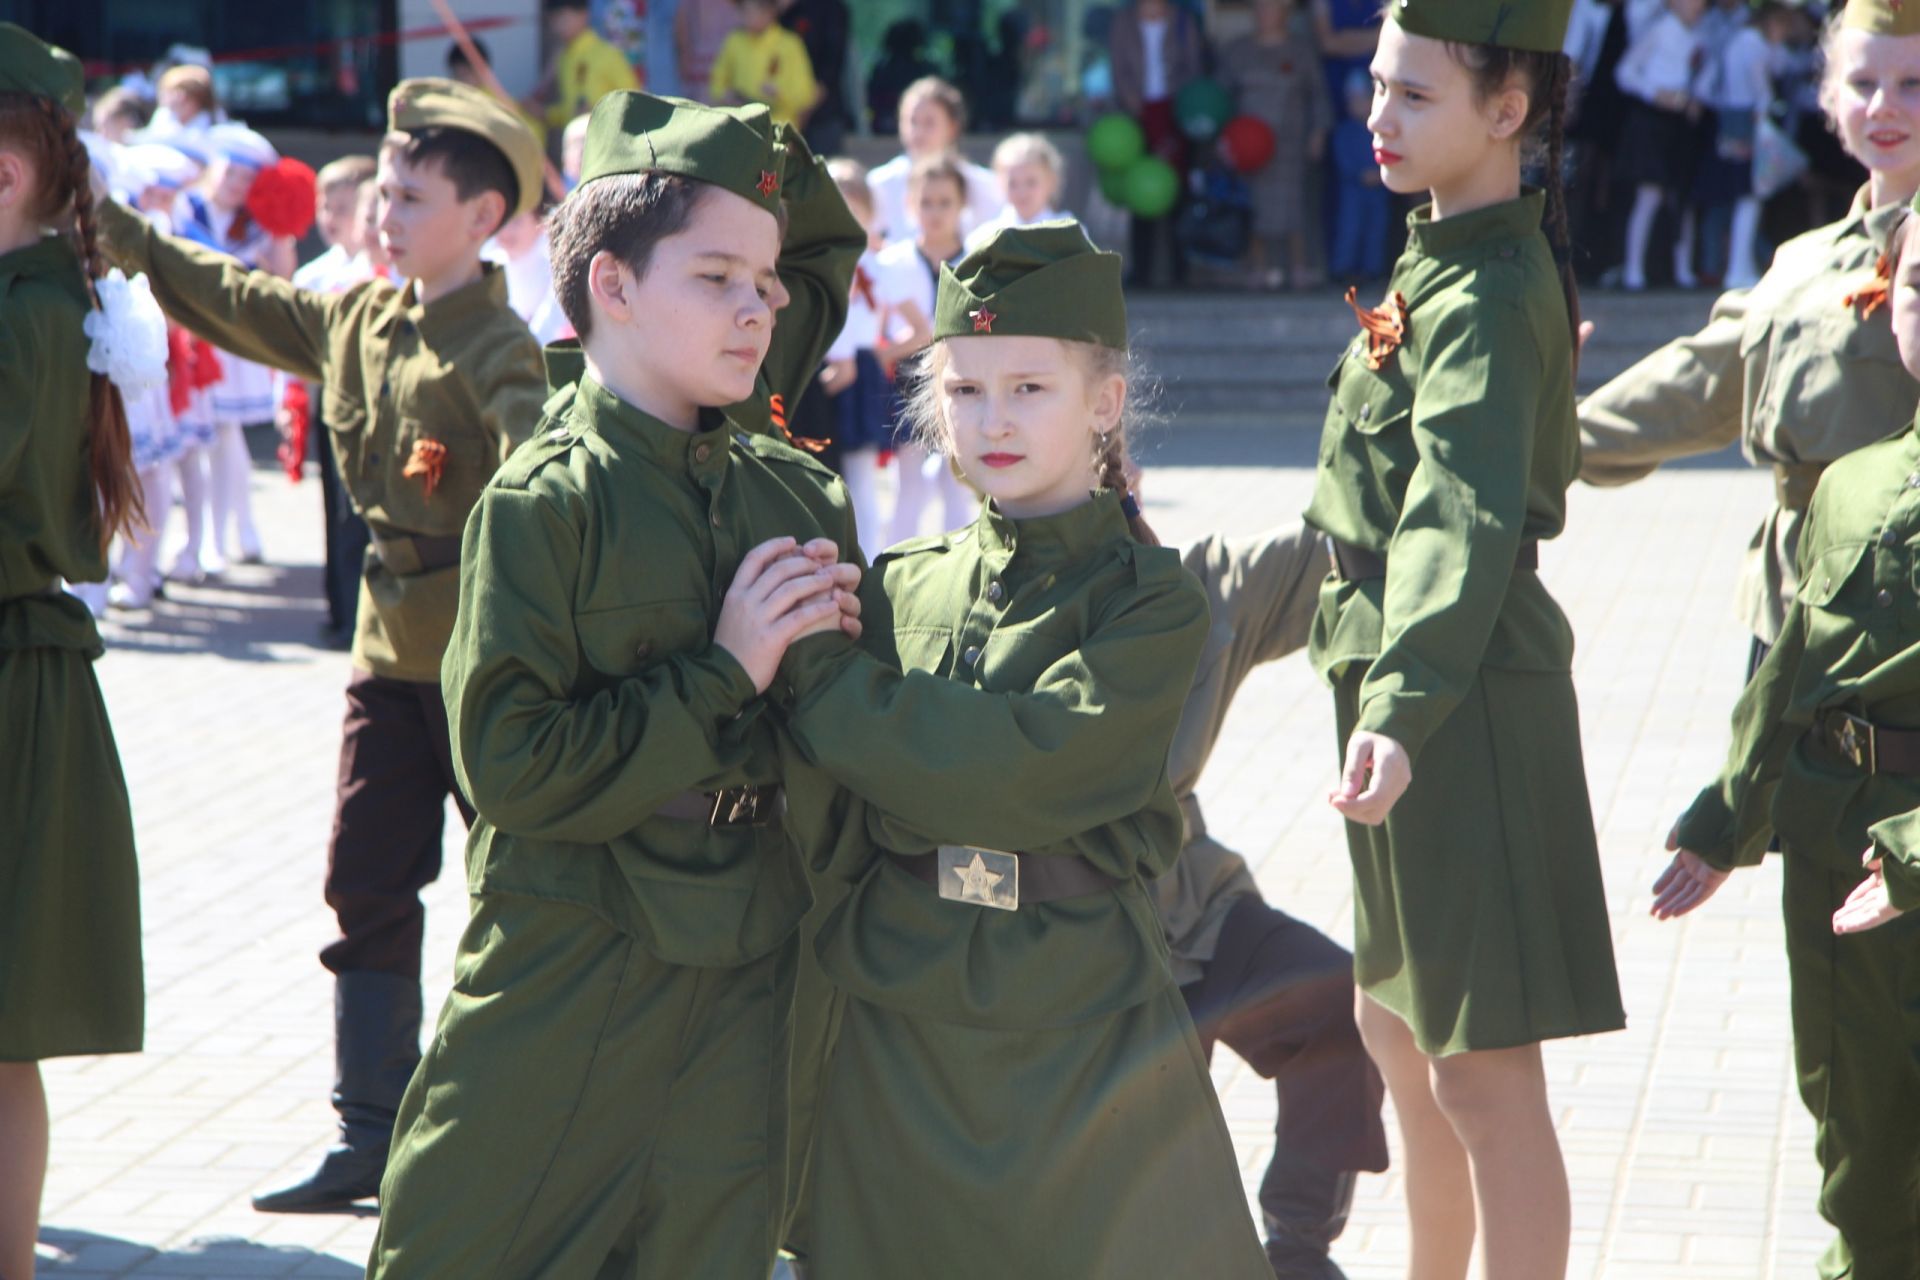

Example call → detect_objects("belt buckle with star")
937 845 1020 911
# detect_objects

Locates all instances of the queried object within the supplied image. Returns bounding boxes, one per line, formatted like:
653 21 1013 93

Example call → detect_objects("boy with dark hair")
365 90 866 1279
96 77 549 1214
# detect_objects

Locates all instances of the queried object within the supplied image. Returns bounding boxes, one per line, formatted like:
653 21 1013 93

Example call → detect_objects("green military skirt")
1335 665 1624 1056
0 641 142 1060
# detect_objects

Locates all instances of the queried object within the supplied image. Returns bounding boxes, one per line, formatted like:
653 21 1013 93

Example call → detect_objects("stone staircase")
1128 287 1721 432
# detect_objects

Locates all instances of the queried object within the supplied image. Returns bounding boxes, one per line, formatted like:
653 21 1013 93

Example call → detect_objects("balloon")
1174 77 1234 143
1097 164 1131 206
1123 157 1180 219
1220 115 1277 175
1087 111 1145 171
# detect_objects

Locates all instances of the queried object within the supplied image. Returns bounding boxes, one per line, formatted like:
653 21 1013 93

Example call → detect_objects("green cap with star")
1844 0 1920 37
0 23 85 117
933 220 1127 350
1389 0 1574 53
387 76 545 218
576 91 784 215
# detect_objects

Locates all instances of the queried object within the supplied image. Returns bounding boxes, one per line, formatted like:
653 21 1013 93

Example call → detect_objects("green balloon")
1123 157 1180 219
1097 164 1131 206
1174 77 1234 142
1087 112 1145 171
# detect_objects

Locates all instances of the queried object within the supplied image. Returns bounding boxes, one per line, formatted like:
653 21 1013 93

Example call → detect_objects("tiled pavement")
34 419 1828 1277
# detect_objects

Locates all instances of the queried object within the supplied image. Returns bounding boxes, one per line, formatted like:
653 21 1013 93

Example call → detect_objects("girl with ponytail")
1302 3 1621 1276
0 24 156 1280
742 220 1274 1277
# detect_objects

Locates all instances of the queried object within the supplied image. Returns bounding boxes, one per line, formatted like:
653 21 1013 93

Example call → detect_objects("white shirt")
484 235 569 345
827 249 887 362
866 152 1007 245
1563 0 1614 84
1616 13 1702 104
1697 24 1772 113
872 237 957 348
1625 0 1668 42
965 205 1061 253
1141 18 1170 101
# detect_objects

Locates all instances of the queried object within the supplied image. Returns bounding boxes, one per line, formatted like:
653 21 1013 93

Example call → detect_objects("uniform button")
1879 588 1895 608
1908 474 1920 489
1883 528 1899 548
368 451 381 465
379 381 390 398
1358 403 1373 423
987 580 1004 603
635 642 652 660
693 443 712 463
962 644 981 666
1822 577 1833 594
710 510 723 527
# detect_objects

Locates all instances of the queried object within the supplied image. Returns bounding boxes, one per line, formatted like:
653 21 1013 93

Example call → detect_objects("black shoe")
1261 1157 1358 1280
253 972 422 1215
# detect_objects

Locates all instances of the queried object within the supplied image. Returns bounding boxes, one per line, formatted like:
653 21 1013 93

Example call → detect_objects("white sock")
840 448 887 562
1624 185 1662 288
1725 198 1764 288
890 443 935 547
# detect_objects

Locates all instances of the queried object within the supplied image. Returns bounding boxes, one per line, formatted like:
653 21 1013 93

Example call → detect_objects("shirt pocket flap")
1333 353 1414 436
323 389 367 433
577 598 709 678
888 625 955 677
1799 541 1870 608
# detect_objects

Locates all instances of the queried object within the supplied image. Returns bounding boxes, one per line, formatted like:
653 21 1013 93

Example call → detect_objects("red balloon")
1220 115 1277 176
245 157 318 239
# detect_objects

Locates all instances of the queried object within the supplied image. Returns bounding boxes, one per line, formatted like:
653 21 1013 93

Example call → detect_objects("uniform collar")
1403 188 1545 260
374 262 511 343
571 373 733 481
975 488 1132 569
0 233 85 297
1858 187 1909 254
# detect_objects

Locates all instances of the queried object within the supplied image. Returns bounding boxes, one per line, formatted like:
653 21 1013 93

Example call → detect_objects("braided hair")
1444 44 1583 375
0 91 144 548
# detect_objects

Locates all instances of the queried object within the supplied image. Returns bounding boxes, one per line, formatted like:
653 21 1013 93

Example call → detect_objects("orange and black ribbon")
1344 287 1410 371
768 393 829 454
402 438 449 498
1844 254 1892 320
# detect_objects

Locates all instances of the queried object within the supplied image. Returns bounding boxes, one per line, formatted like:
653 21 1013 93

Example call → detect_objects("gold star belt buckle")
1832 713 1878 773
937 845 1020 911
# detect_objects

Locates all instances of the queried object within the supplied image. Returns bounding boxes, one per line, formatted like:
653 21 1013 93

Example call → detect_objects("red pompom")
245 157 318 239
1219 115 1277 176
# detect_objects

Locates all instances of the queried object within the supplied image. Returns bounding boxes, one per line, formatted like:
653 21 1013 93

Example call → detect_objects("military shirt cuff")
1866 813 1920 913
1353 696 1433 768
1672 787 1740 872
684 646 759 727
777 630 855 703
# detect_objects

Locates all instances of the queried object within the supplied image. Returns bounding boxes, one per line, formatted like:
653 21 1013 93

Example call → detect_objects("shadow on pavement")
98 562 340 664
40 1226 363 1278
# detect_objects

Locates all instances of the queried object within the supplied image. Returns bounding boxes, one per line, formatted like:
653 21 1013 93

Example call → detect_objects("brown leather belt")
369 533 464 576
1326 536 1538 582
1814 710 1920 776
896 846 1122 910
653 785 786 828
1774 461 1827 513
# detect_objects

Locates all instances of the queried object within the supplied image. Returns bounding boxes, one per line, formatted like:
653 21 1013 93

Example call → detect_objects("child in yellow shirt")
709 0 819 126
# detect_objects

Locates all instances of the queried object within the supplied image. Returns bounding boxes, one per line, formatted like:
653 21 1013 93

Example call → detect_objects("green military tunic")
1153 525 1325 983
1580 188 1916 645
1673 424 1920 1280
1304 190 1625 1055
0 237 141 1061
96 200 547 681
776 493 1273 1278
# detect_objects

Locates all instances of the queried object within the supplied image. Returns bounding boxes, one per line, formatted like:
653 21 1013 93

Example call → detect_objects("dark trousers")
321 670 475 979
1181 895 1390 1203
317 423 371 635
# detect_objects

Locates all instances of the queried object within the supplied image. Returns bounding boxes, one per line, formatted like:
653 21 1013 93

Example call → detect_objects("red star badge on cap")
757 170 779 197
970 308 996 333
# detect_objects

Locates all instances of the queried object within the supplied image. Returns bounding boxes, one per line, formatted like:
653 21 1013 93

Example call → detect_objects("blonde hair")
901 338 1159 545
157 64 216 117
316 154 377 197
992 132 1063 179
826 156 874 215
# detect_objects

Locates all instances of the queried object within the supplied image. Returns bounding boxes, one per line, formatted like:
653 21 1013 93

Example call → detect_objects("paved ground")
32 413 1830 1277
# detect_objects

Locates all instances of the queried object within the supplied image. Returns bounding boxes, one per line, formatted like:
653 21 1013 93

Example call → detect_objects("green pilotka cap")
1845 0 1920 37
1389 0 1574 53
0 24 85 117
577 91 784 215
934 220 1127 350
388 77 545 218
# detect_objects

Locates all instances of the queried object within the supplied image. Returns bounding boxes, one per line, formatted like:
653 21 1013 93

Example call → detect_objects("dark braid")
1095 426 1158 546
16 92 145 546
1445 44 1584 375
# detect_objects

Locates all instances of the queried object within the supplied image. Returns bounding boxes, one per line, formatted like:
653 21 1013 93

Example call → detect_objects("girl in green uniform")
0 23 153 1279
1303 3 1623 1277
765 221 1272 1278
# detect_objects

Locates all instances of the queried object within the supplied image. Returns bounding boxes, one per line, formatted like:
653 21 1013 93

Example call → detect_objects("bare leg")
0 1061 48 1280
1355 993 1474 1280
888 443 935 547
170 444 215 580
1429 1042 1570 1280
1622 184 1662 291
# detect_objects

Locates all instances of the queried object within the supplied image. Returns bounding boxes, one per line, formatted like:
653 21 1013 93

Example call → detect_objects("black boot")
252 972 422 1214
1260 1154 1357 1280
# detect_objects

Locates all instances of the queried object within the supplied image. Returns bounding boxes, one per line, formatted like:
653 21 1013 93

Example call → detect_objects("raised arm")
95 198 340 384
1578 289 1748 486
760 123 865 412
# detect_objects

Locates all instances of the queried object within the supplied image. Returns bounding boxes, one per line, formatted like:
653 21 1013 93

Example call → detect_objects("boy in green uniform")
1656 204 1920 1280
95 78 550 1212
366 91 864 1279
